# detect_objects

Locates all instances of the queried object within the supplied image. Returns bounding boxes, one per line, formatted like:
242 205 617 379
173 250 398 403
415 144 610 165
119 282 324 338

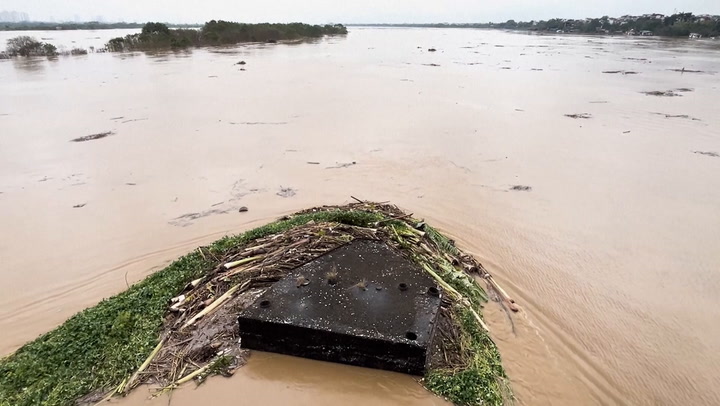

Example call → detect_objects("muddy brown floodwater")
1 27 720 405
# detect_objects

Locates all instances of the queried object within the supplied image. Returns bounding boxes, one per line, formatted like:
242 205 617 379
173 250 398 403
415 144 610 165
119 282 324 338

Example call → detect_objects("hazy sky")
3 0 720 24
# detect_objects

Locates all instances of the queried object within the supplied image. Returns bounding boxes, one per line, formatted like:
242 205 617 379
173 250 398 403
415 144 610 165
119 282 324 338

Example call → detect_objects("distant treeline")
352 13 720 37
0 21 199 31
106 21 348 51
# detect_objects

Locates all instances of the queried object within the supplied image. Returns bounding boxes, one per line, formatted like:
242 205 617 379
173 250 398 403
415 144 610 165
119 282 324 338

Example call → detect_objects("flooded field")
1 27 719 405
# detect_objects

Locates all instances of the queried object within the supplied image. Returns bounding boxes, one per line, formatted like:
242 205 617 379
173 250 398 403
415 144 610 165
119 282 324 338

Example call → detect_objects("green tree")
141 22 170 35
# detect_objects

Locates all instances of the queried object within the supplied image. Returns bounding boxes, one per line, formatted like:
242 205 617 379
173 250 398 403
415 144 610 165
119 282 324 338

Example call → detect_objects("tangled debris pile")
0 201 515 406
118 201 515 405
118 219 379 395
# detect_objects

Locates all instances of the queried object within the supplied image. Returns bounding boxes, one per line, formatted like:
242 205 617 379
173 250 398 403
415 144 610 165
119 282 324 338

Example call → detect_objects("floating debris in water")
170 208 231 227
326 161 357 169
229 121 288 125
564 113 592 119
602 70 639 75
668 68 706 73
73 203 87 208
510 185 532 191
642 90 682 97
693 151 719 158
238 206 249 212
71 131 114 142
277 187 297 198
651 112 701 121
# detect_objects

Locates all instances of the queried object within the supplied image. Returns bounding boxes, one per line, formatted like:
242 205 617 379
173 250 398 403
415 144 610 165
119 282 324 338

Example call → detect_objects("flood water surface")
1 28 719 405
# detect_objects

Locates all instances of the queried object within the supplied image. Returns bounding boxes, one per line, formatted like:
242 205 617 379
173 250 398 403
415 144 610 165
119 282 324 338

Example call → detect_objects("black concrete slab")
237 239 442 375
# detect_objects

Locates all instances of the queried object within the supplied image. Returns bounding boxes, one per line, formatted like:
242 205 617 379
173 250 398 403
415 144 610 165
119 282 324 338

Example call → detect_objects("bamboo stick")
407 227 426 237
153 362 212 398
223 255 263 270
119 336 167 393
419 243 435 256
486 275 519 311
421 263 461 300
181 281 248 329
422 263 490 332
222 264 259 280
468 307 490 332
175 363 211 385
487 276 513 302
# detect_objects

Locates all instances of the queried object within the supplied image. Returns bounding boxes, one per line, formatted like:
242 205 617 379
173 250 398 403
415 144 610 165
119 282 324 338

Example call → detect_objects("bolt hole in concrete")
260 300 271 308
398 283 408 291
427 286 440 296
405 332 418 341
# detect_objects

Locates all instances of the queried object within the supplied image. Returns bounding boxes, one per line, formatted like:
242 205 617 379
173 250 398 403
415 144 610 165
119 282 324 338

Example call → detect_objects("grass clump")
0 209 381 406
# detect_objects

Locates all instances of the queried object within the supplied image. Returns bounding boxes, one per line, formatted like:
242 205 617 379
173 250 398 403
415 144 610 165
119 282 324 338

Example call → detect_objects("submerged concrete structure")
237 239 442 375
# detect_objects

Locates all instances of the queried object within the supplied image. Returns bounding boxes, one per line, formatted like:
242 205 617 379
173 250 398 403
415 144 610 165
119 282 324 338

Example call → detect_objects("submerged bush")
5 36 59 57
70 48 88 55
42 43 58 56
5 36 58 57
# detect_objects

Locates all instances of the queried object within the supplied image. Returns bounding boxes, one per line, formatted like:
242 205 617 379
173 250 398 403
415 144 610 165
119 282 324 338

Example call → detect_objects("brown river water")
1 27 719 405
